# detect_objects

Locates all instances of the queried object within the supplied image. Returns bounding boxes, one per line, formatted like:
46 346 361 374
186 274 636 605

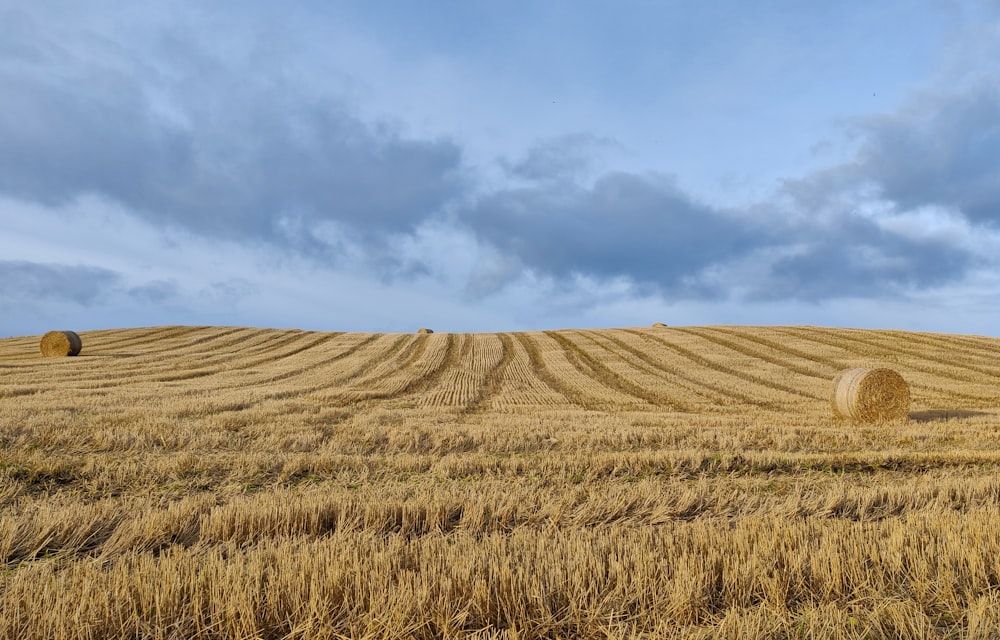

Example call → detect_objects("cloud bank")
1 2 998 335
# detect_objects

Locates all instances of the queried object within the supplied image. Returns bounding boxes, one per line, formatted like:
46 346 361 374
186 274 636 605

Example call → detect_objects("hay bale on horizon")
651 322 668 328
831 367 910 423
417 328 434 334
40 330 82 357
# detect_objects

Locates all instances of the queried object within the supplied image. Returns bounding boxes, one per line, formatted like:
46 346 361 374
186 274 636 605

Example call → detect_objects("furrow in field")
618 329 766 401
121 333 408 418
460 334 514 413
419 369 473 408
512 333 613 410
420 334 507 409
938 333 1000 359
0 328 270 390
775 327 1000 384
876 330 1000 363
876 328 1000 359
151 330 314 383
82 327 264 378
58 328 280 386
922 334 1000 371
0 326 204 367
774 328 1000 405
681 327 836 381
220 331 340 372
394 333 465 403
469 333 505 379
258 334 410 401
582 330 761 408
0 326 164 362
0 336 40 362
82 326 210 353
621 329 817 406
669 328 831 403
899 374 1000 410
538 331 650 409
219 333 382 390
493 334 570 409
856 330 1000 380
66 329 296 387
419 335 480 408
320 333 460 405
51 331 336 395
75 326 194 353
664 329 825 401
705 326 849 372
555 331 694 411
175 331 345 391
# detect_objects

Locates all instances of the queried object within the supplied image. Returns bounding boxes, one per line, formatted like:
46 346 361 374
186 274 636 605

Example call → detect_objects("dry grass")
2 324 1000 638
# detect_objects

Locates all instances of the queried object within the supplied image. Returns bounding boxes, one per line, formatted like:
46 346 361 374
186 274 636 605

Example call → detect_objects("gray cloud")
852 86 1000 224
502 134 617 182
200 279 260 305
0 260 121 306
0 11 464 249
127 280 179 304
0 5 989 312
755 218 974 302
458 75 995 303
463 172 766 297
461 165 979 302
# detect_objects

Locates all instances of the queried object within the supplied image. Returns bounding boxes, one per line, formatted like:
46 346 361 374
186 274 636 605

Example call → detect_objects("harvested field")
2 324 1000 639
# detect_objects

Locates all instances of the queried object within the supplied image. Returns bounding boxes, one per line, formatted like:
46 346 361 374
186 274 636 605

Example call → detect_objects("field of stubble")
3 325 1000 639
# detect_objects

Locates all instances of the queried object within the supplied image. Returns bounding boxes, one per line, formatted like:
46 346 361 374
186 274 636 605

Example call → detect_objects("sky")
3 0 1000 337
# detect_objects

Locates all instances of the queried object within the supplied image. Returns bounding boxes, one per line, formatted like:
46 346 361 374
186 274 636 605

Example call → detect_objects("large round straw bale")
651 322 668 328
40 330 82 357
417 328 434 334
831 367 909 423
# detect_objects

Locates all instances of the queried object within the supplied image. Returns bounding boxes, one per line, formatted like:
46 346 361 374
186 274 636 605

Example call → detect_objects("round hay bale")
40 330 82 357
417 328 434 334
651 322 668 328
831 367 910 423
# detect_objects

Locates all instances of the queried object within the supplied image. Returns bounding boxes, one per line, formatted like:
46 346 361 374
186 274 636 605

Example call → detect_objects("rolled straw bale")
651 322 668 328
40 330 82 357
417 328 434 334
831 367 909 423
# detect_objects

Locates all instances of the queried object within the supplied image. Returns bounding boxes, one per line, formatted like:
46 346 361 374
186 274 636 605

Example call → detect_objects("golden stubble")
2 324 1000 638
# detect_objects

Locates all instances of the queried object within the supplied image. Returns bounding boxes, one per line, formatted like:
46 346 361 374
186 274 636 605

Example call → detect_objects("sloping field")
2 325 1000 638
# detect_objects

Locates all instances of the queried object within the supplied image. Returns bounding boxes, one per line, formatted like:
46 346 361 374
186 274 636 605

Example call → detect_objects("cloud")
127 280 179 304
852 86 1000 225
0 2 991 319
462 172 766 297
0 8 465 251
460 162 981 303
0 260 121 306
200 279 259 305
752 218 974 302
502 134 617 182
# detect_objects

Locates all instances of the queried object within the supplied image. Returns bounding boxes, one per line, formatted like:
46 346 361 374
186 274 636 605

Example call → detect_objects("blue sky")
3 1 1000 337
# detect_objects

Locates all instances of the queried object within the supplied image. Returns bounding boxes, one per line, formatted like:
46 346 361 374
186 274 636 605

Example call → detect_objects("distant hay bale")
831 367 910 423
651 322 668 328
417 328 434 334
40 330 82 357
